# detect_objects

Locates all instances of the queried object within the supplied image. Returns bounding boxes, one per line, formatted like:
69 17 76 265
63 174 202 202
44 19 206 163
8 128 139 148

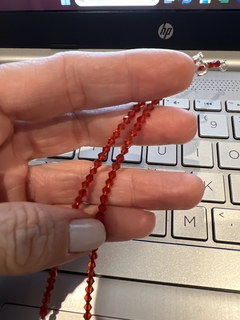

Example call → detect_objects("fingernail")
69 219 106 253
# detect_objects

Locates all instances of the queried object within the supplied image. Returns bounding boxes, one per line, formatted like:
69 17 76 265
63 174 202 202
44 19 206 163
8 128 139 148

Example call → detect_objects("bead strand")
83 100 159 320
39 266 58 319
39 101 145 320
72 101 145 210
96 100 157 223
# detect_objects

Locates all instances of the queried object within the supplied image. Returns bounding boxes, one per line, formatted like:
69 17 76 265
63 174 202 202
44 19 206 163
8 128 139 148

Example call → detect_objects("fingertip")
184 173 205 209
176 108 198 143
164 50 195 94
104 208 156 242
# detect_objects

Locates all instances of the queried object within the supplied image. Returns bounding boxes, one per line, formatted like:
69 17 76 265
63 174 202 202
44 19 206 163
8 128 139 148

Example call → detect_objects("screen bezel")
0 10 239 50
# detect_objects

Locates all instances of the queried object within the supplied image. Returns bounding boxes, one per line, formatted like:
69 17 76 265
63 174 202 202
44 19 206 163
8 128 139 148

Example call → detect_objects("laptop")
0 1 240 319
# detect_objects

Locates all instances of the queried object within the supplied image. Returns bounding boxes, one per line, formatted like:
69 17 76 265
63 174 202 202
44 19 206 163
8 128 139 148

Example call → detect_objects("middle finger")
27 161 204 210
13 106 197 160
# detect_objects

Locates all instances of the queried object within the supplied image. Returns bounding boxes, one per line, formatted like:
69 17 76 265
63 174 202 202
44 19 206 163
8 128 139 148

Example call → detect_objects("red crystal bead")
112 129 121 139
102 144 110 153
133 102 144 111
117 122 126 131
112 162 121 171
47 277 55 286
102 186 111 195
83 312 92 320
84 303 92 311
105 178 113 188
120 146 128 155
98 152 107 161
128 110 136 118
98 203 107 212
93 159 102 169
84 294 92 302
82 180 89 189
207 62 214 68
87 277 95 285
123 116 131 124
137 115 146 124
89 250 98 259
147 103 155 111
143 109 150 117
108 170 116 179
87 269 95 277
79 188 87 198
116 154 125 163
134 122 142 131
87 261 96 269
49 267 58 276
42 296 49 304
197 65 205 72
124 138 132 147
108 137 115 146
39 306 48 319
130 129 137 137
85 285 94 294
74 196 81 203
100 194 108 204
86 174 94 184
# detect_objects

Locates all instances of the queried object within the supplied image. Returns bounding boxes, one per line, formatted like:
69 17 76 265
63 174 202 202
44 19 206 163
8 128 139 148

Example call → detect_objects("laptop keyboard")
30 71 240 255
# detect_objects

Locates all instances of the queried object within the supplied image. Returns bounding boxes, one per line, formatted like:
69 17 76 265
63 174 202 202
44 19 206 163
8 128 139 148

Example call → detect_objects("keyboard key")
146 145 177 165
172 207 207 241
163 98 190 110
217 142 240 169
78 147 107 161
193 172 226 203
198 114 229 138
212 208 240 245
112 146 142 163
232 115 240 139
28 160 47 166
229 174 240 204
195 99 221 111
182 140 213 168
226 100 240 112
49 151 75 159
151 210 166 237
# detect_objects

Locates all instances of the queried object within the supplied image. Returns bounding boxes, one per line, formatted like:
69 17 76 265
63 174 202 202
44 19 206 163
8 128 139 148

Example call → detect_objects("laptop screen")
0 0 239 50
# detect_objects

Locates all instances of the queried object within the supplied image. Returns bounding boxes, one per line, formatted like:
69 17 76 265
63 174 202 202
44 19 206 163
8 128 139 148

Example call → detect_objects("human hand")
0 49 204 276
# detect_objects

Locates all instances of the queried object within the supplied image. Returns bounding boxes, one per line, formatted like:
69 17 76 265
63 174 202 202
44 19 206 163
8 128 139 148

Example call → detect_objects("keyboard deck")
31 71 240 254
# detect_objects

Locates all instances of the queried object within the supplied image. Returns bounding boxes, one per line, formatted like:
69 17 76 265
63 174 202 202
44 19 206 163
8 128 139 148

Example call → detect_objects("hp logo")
158 23 174 40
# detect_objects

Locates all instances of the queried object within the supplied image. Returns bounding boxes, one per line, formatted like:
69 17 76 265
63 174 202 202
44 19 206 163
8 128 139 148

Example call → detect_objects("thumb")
0 202 106 276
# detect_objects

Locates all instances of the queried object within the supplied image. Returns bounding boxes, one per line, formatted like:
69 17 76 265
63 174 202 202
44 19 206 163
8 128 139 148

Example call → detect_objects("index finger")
0 49 195 121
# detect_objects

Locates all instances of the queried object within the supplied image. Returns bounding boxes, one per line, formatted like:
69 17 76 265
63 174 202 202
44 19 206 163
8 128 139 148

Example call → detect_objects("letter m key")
184 216 196 227
172 207 208 240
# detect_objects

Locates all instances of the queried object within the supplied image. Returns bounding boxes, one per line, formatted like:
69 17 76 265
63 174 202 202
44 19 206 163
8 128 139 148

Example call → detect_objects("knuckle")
59 52 86 110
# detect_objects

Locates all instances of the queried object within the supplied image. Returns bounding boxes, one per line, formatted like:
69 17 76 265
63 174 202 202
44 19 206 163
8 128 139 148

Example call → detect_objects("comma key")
212 208 240 245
